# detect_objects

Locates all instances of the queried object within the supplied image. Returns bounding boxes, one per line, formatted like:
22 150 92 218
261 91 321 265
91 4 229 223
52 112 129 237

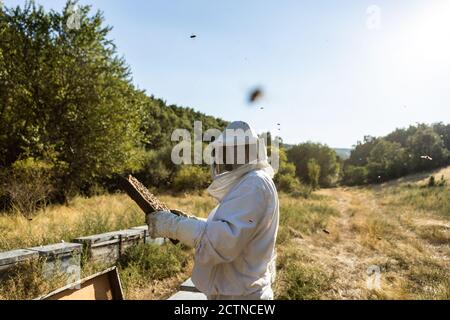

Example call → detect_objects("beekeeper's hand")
146 210 206 248
171 209 207 222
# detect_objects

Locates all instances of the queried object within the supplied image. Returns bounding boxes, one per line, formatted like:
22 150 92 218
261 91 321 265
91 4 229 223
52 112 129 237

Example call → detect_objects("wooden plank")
28 243 82 257
74 229 143 246
28 243 82 279
0 249 40 280
73 231 123 245
108 267 124 300
119 175 179 245
38 267 123 300
119 175 169 214
0 249 39 266
74 229 145 265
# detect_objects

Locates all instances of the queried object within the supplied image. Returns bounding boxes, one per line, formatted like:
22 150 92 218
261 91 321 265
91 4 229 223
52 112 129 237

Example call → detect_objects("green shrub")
136 148 174 188
427 175 446 188
428 176 436 187
276 174 301 193
274 148 313 197
366 139 408 183
290 184 313 199
307 159 321 190
438 175 448 187
0 158 54 216
172 166 211 191
0 258 68 300
119 243 190 281
342 165 368 186
287 142 340 187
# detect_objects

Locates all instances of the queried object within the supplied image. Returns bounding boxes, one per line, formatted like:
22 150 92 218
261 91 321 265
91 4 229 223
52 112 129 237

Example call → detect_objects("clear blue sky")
6 0 450 148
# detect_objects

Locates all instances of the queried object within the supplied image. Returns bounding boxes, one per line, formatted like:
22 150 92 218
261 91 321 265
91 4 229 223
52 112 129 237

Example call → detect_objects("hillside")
387 165 450 186
276 166 449 299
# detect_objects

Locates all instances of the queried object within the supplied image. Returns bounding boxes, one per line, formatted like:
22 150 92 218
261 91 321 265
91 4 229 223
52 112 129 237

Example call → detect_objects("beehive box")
0 249 39 280
28 243 82 281
38 267 124 301
130 225 166 245
74 229 144 265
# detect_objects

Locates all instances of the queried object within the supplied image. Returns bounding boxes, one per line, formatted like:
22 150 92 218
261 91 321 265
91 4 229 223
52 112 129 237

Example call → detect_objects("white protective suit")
147 121 279 300
193 166 279 299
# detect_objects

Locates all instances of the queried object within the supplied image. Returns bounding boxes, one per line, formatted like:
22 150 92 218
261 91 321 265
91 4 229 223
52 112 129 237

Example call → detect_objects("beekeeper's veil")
207 121 274 201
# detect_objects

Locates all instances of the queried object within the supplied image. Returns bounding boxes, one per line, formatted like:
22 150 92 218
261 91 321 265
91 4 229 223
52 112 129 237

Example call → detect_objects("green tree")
385 125 420 147
172 165 211 191
432 122 450 157
135 147 175 189
0 0 229 203
287 142 339 187
366 139 407 183
346 136 378 167
274 148 301 193
0 1 144 199
341 165 368 186
307 159 321 190
406 127 449 172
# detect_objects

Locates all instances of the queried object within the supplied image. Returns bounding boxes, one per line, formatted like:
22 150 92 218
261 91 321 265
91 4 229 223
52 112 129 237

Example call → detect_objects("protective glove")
171 209 207 222
146 210 207 248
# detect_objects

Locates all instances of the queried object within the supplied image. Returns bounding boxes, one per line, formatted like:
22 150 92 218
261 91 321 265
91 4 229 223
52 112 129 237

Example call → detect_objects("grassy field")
0 168 449 300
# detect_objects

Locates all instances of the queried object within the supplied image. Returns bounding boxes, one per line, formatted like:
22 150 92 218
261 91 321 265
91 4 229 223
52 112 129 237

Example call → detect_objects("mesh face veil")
210 121 269 180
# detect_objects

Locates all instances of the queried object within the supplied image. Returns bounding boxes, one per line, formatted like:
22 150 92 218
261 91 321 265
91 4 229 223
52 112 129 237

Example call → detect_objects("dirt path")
295 187 450 299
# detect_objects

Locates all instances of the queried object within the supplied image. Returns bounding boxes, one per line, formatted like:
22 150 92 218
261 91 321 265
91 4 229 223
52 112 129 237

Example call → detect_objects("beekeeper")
146 121 279 300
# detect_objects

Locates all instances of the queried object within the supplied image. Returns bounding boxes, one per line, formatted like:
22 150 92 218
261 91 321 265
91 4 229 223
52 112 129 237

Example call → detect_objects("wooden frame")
37 267 124 300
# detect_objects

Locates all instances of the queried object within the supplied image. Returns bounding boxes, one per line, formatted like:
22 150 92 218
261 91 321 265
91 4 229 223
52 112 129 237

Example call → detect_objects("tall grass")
0 258 69 300
118 243 191 299
0 190 340 300
382 185 450 219
0 194 144 251
275 193 338 299
1 182 449 300
275 246 332 300
277 194 338 245
0 192 216 300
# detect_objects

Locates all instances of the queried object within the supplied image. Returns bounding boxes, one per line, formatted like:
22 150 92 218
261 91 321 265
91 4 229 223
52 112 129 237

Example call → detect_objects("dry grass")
0 191 216 300
0 258 70 300
1 168 449 300
118 243 193 300
304 184 450 300
159 192 217 219
0 194 144 251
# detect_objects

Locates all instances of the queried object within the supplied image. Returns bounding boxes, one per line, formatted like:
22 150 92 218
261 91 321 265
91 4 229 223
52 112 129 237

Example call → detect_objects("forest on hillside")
342 123 450 185
0 2 228 210
1 1 449 215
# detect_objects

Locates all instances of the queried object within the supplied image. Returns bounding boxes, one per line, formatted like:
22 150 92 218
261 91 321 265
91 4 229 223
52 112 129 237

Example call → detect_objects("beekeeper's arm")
195 181 266 266
146 210 207 248
147 178 265 264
